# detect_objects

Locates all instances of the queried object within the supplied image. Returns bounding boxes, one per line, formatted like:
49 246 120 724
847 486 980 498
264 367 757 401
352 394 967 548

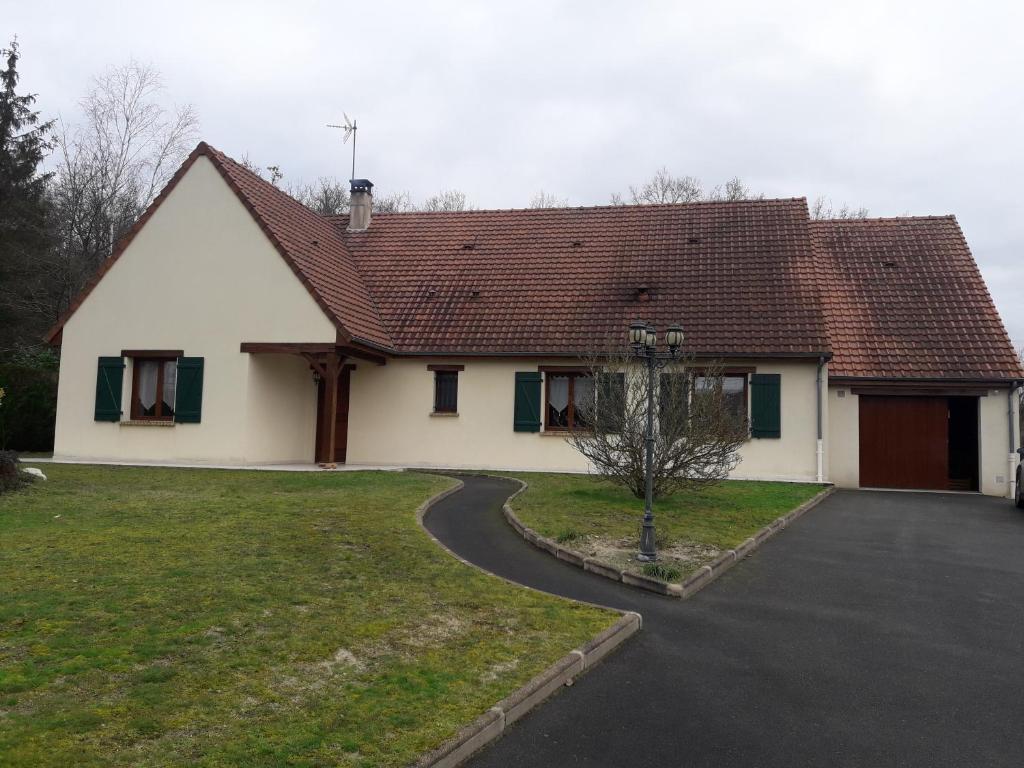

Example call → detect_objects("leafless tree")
289 177 349 216
59 61 198 220
615 167 704 205
708 176 763 201
238 151 474 216
612 167 762 205
529 190 568 208
567 351 748 500
810 196 869 220
421 188 472 212
12 61 198 340
238 156 348 215
369 187 474 213
239 153 267 178
373 189 416 213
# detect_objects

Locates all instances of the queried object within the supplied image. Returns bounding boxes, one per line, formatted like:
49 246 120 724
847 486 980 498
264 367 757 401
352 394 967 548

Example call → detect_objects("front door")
315 367 351 463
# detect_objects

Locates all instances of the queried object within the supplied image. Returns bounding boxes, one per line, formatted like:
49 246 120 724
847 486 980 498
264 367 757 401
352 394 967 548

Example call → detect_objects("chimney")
348 178 374 231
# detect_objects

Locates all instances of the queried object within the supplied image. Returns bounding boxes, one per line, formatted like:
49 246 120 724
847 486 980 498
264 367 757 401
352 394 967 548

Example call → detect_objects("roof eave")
361 347 833 360
829 375 1021 387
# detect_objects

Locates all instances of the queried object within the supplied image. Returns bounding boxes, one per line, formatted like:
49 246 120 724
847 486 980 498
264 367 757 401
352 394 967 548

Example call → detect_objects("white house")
46 143 1023 497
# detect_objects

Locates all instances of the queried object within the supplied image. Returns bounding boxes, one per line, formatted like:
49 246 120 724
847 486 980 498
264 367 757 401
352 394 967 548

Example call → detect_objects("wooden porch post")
321 352 341 469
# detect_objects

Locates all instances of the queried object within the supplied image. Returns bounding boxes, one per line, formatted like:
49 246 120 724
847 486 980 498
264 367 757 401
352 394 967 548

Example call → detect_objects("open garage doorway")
859 395 979 491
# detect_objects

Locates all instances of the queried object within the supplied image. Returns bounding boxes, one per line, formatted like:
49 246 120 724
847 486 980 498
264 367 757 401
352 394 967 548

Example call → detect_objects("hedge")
0 363 58 452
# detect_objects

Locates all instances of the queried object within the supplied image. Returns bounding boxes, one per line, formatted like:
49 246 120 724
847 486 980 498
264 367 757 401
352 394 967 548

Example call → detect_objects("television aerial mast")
326 113 357 180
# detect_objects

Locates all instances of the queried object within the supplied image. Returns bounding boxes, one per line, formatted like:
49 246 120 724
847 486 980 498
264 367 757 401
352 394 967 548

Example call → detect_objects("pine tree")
0 38 54 351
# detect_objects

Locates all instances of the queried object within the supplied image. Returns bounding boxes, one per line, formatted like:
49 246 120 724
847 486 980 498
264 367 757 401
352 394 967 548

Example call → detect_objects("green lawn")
509 473 826 580
0 465 615 767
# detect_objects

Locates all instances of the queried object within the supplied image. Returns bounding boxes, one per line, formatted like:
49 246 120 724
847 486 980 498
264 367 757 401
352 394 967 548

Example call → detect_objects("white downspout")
1010 383 1020 500
816 356 825 483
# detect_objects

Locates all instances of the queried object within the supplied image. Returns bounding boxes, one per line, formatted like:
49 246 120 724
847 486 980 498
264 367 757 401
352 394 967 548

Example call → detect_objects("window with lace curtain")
131 357 177 421
545 372 594 430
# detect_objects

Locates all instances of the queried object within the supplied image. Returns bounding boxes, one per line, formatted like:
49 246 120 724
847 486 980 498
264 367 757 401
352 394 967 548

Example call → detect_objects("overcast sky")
8 0 1023 348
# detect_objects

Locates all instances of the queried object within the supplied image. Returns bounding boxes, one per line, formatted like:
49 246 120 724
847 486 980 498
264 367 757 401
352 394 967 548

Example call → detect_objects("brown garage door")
859 396 949 490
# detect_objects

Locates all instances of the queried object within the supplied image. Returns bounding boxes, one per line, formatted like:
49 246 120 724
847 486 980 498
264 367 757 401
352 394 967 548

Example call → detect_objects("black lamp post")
629 320 684 562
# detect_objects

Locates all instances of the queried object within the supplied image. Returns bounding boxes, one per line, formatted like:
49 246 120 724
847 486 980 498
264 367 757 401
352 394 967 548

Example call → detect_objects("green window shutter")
513 372 542 432
174 357 204 423
750 373 781 438
94 356 125 422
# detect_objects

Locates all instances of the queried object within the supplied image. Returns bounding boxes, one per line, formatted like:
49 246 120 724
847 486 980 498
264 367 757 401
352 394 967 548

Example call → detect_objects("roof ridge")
811 214 957 225
329 196 810 219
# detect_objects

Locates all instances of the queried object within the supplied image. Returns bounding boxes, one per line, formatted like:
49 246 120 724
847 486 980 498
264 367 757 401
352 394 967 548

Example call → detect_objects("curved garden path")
423 474 1024 767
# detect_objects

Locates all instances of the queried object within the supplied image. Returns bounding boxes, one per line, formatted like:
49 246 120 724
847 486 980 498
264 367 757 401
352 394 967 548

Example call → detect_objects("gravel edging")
504 483 837 599
411 475 642 768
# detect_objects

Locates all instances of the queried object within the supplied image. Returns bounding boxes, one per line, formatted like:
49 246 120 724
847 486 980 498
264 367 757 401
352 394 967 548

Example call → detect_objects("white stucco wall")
345 358 823 481
979 389 1014 497
731 361 822 483
243 354 321 464
827 384 1015 497
53 155 336 464
827 385 859 488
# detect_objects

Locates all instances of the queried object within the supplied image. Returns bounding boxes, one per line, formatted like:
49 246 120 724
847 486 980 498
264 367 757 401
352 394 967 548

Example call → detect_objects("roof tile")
335 200 832 357
812 217 1022 379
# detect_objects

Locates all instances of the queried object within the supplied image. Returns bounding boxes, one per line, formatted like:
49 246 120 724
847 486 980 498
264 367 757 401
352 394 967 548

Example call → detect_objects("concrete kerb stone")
496 651 584 727
682 565 714 592
555 546 585 567
416 611 642 766
708 550 737 574
583 557 623 582
754 527 774 544
577 612 642 669
413 475 643 768
734 537 757 559
415 708 505 768
622 571 683 597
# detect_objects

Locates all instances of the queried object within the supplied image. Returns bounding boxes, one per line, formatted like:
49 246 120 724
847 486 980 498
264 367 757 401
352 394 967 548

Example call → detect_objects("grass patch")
555 528 581 544
509 473 825 581
0 465 614 767
641 562 682 583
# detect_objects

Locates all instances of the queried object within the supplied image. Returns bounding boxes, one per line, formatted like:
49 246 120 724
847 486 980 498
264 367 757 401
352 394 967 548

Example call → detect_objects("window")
131 358 177 421
695 374 748 423
545 372 594 430
434 371 458 413
429 364 463 414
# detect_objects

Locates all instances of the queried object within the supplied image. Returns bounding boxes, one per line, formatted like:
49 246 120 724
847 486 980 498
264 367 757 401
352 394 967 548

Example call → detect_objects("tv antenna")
327 113 358 180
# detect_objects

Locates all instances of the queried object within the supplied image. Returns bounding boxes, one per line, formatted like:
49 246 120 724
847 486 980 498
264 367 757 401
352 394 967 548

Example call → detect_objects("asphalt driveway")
424 477 1024 767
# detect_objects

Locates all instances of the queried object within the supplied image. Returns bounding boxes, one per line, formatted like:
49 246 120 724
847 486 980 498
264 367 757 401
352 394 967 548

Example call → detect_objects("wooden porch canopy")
239 341 386 467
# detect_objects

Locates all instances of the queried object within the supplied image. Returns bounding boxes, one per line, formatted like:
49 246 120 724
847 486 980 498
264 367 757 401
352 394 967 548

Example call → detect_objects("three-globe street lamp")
629 320 685 562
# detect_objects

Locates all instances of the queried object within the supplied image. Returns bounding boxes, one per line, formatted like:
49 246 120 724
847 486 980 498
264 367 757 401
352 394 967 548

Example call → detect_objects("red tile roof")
813 217 1022 380
334 201 831 357
48 142 1023 382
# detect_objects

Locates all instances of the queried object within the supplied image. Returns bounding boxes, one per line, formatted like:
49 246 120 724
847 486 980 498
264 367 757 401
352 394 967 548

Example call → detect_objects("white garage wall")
827 385 859 488
980 390 1014 498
